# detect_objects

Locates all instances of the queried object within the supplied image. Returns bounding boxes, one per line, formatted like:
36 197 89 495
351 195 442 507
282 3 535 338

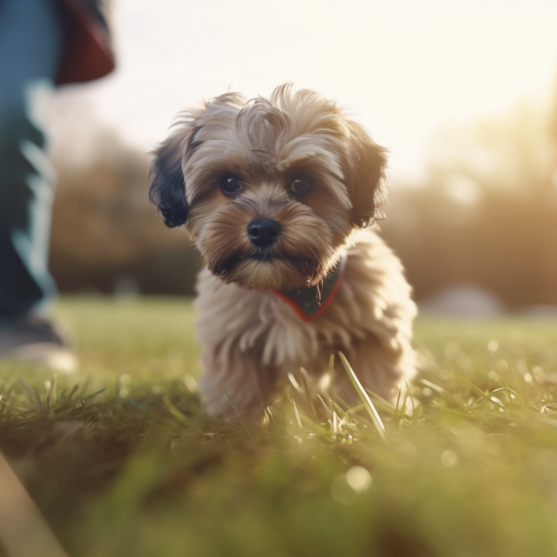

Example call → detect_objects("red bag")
55 0 115 86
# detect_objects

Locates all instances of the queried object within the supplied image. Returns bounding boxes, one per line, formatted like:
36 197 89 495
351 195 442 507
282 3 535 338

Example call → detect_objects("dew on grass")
441 450 459 467
331 467 372 505
118 374 131 398
346 467 372 493
488 340 499 353
532 367 544 380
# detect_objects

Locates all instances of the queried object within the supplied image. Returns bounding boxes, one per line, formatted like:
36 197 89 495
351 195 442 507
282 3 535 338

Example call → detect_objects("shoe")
0 314 77 373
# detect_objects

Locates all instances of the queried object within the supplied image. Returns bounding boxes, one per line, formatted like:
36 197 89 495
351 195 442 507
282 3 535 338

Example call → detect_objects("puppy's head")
150 84 387 290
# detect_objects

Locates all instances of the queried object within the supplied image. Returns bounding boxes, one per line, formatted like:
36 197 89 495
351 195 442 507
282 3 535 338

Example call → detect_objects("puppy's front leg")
198 344 277 424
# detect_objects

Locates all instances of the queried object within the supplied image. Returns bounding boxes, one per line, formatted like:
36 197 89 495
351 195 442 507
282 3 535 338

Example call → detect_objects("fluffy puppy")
150 84 416 423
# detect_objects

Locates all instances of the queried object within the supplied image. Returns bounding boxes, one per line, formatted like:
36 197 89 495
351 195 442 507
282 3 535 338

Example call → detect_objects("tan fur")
150 84 417 423
196 228 416 421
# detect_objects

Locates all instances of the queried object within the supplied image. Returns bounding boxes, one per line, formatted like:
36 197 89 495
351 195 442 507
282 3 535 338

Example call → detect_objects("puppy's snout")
247 219 281 248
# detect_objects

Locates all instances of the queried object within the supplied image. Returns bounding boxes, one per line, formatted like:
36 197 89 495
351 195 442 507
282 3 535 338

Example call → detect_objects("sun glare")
77 0 557 181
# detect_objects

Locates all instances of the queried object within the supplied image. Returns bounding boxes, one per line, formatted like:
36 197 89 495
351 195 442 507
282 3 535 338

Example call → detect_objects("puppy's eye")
290 176 314 195
220 175 243 196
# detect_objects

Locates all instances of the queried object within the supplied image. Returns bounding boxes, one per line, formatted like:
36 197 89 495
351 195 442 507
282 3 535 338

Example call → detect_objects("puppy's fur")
150 84 416 423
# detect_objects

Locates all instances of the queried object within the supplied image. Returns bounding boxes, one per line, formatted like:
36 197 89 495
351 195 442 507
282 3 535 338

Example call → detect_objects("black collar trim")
270 255 348 322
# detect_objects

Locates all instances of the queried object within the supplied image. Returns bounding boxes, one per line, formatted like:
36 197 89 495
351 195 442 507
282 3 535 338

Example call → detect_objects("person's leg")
0 0 75 371
0 0 63 316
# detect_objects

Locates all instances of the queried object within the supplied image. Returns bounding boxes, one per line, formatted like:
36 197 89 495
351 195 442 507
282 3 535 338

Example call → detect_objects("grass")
1 297 557 556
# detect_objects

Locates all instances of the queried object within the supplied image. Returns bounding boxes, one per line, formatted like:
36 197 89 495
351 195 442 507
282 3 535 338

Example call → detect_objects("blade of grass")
299 368 317 417
452 374 488 399
397 393 409 429
403 379 416 416
328 354 335 400
338 352 386 442
162 394 189 423
288 395 303 429
395 383 403 414
124 397 149 414
224 389 246 426
420 378 449 396
17 380 41 406
329 399 349 418
265 405 283 427
82 388 107 402
287 372 303 394
57 385 79 410
316 394 333 418
297 411 331 437
48 374 58 406
364 388 399 415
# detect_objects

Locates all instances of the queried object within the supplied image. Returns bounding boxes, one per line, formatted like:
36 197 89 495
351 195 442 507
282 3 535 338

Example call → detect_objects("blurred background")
48 0 557 316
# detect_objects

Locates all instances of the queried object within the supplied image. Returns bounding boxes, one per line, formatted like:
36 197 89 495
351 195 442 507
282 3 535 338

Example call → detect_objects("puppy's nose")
247 219 281 248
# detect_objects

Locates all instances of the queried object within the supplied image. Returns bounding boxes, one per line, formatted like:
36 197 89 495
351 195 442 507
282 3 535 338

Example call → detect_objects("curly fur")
150 84 416 423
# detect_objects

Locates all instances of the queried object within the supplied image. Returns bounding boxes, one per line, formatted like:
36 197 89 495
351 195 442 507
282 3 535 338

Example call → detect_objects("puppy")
150 84 416 423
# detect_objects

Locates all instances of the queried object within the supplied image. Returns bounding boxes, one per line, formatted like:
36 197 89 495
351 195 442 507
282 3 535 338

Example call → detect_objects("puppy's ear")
149 121 202 228
344 121 388 228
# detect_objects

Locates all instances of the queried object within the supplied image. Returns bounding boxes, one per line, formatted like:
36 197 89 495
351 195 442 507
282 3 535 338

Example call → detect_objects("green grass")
1 298 557 556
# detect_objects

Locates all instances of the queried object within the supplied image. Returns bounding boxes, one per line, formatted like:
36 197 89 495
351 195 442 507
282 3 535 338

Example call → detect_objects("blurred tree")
47 94 557 306
48 96 201 295
382 100 557 307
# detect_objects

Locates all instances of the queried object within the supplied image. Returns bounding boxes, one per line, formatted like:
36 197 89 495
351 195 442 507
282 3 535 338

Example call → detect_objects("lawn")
1 297 557 557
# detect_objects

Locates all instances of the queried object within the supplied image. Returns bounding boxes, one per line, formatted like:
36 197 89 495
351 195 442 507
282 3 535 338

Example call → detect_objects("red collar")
269 256 347 322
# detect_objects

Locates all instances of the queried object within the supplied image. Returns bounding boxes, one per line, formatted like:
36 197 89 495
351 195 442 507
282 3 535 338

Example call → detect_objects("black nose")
247 219 281 248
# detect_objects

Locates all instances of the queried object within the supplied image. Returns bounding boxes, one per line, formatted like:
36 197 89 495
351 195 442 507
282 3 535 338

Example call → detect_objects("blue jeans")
0 0 63 315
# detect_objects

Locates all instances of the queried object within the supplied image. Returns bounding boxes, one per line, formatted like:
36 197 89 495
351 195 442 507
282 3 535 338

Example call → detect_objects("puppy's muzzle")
247 219 281 249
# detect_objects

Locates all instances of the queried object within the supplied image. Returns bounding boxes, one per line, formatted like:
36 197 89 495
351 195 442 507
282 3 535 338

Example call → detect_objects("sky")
64 0 557 181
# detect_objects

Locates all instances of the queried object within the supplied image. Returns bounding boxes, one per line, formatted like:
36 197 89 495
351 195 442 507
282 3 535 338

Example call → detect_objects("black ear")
344 120 388 228
149 132 190 228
